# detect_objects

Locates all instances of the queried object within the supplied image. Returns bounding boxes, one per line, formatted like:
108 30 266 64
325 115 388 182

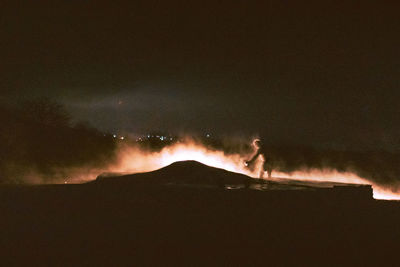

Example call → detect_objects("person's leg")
267 166 272 178
260 161 267 179
264 160 272 178
262 161 271 187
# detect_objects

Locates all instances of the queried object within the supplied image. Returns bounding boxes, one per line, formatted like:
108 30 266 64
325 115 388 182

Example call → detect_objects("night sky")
1 1 399 150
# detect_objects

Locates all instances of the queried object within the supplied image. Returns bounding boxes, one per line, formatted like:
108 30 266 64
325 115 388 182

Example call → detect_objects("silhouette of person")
245 139 272 179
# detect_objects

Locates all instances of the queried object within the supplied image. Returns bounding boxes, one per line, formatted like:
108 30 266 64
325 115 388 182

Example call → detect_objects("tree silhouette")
0 98 117 183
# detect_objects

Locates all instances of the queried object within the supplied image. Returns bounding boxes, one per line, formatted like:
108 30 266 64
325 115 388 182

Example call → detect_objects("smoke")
263 145 400 199
3 99 399 200
101 137 400 200
2 130 400 200
84 137 400 200
111 137 255 175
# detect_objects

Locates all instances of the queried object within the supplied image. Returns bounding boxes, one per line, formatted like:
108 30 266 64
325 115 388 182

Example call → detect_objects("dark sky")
1 1 400 150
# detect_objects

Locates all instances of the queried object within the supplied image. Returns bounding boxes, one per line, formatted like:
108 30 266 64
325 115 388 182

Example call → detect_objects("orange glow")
70 139 399 201
372 188 400 200
112 140 257 177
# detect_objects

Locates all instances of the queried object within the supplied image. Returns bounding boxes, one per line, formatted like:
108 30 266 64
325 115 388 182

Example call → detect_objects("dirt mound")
94 160 251 186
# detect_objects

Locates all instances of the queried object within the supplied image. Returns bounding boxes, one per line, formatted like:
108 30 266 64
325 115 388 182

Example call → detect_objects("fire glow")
103 139 400 200
112 141 256 177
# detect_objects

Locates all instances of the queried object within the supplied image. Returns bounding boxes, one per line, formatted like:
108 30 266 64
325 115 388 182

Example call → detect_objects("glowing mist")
61 139 400 201
98 140 399 200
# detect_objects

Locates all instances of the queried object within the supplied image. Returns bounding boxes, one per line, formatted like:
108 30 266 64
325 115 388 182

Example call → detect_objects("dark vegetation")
0 98 117 183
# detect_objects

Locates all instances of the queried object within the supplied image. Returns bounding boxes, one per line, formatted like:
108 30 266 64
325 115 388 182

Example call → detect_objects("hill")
94 160 373 200
94 160 252 186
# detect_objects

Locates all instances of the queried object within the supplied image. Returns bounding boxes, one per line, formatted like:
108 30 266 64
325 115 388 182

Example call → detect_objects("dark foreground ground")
1 163 400 266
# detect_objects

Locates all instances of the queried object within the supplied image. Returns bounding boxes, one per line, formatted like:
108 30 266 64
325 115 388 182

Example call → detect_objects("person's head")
252 138 262 149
